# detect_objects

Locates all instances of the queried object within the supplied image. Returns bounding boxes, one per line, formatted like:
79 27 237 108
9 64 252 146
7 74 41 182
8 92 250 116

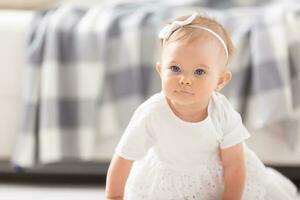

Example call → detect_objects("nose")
179 75 192 86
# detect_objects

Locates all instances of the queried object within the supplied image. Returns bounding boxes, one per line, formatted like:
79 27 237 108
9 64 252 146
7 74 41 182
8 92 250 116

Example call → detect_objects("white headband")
158 13 229 59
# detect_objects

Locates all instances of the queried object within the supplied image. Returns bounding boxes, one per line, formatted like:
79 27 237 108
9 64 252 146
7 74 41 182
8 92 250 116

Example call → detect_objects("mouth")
176 90 194 95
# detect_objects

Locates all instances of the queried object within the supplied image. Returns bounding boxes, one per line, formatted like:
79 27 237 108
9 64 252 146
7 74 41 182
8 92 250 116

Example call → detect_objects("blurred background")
0 0 300 199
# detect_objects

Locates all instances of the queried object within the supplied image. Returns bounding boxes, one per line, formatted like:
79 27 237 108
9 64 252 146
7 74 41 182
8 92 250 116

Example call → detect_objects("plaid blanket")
12 2 300 167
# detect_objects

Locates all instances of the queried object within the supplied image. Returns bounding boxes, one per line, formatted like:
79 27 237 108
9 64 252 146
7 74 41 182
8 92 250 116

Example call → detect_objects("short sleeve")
212 92 250 149
115 107 154 161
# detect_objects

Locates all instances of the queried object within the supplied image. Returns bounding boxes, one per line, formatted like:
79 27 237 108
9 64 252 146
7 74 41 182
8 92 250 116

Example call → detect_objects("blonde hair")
160 15 235 64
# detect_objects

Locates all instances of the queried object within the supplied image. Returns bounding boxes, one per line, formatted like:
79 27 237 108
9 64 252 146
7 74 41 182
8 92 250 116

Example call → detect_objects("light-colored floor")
0 183 106 200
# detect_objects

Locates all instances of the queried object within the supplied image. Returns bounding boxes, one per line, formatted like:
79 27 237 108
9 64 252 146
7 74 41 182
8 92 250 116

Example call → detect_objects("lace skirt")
124 149 297 200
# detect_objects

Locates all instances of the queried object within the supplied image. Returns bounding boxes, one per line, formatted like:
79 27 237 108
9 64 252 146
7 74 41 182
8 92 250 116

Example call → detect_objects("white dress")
115 92 298 200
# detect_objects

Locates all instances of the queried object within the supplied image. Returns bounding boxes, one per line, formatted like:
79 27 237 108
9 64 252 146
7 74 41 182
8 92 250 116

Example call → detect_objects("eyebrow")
168 60 211 70
196 64 210 70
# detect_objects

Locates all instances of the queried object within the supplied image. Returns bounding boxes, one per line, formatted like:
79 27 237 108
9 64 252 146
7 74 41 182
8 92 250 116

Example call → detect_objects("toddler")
105 13 298 200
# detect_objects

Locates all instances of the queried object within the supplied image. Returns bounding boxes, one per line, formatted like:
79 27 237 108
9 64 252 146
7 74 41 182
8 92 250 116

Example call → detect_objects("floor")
0 173 107 200
0 183 106 200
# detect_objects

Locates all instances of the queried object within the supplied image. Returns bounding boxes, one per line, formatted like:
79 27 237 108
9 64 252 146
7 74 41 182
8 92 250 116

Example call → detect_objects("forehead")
162 37 224 68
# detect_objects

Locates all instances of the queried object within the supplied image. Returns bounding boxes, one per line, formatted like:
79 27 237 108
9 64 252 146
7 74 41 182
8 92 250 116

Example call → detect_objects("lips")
177 90 193 95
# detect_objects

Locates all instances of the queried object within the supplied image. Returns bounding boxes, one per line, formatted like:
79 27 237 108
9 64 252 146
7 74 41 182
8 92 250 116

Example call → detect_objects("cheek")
162 74 177 85
193 78 217 91
161 77 179 94
162 79 175 90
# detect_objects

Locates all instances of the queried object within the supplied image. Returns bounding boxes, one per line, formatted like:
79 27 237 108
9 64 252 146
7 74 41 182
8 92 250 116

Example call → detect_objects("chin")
170 95 196 105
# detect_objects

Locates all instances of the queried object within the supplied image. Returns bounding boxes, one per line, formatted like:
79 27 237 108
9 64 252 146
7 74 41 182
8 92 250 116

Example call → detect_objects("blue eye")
170 65 181 73
195 69 205 76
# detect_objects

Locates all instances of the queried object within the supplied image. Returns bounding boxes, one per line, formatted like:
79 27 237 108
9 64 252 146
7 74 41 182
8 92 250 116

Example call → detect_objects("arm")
220 143 246 200
105 154 134 200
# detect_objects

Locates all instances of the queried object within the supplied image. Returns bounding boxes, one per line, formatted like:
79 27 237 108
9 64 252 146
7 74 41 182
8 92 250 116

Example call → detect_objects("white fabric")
158 13 198 40
115 91 297 199
115 91 250 161
209 92 251 149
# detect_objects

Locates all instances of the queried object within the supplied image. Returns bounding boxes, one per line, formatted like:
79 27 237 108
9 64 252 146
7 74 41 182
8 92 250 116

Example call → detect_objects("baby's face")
157 37 227 107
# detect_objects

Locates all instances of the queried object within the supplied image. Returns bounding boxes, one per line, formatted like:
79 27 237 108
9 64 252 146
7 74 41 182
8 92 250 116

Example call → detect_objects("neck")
166 98 209 122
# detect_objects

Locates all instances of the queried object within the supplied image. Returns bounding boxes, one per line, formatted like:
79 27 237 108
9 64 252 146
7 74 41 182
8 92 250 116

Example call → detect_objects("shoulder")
209 92 242 133
209 92 250 149
209 92 237 119
130 92 166 122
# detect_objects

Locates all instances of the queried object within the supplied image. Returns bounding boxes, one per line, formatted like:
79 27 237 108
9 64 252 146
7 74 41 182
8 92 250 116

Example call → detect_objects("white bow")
158 13 198 40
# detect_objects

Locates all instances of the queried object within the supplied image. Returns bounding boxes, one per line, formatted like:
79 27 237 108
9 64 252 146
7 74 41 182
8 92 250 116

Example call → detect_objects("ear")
215 71 232 92
156 62 162 77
